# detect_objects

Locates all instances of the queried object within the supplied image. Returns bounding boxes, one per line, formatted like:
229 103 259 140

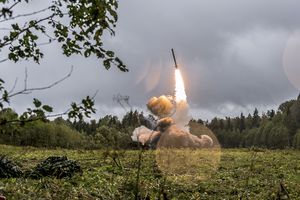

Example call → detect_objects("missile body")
171 48 178 69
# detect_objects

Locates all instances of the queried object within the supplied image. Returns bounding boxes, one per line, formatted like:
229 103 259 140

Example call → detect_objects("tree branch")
1 90 99 125
0 66 74 102
0 6 51 23
47 90 99 119
0 1 20 18
0 58 8 63
8 78 18 94
0 13 56 48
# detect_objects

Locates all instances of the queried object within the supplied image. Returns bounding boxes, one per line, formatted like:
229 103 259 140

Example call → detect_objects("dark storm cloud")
1 0 300 119
103 0 300 117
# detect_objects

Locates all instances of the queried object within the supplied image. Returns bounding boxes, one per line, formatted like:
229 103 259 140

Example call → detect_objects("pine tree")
252 108 260 128
239 113 246 133
225 117 232 131
246 113 252 129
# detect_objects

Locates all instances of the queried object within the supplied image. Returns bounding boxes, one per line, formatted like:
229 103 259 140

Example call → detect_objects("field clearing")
0 145 299 200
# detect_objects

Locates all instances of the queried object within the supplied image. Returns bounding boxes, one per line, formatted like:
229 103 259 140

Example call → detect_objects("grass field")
0 145 299 200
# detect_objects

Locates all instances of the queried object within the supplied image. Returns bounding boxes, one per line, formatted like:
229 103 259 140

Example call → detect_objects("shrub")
293 130 300 149
0 121 84 148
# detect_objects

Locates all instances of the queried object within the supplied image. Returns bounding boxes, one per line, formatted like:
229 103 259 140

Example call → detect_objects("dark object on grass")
26 156 82 179
0 155 23 178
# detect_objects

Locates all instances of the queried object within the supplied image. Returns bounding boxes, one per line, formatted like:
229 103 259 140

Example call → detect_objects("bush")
94 125 132 149
293 130 300 149
269 124 289 149
243 128 259 147
0 121 85 148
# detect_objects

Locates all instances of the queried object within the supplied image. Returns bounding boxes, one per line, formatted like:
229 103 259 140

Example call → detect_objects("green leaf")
8 53 17 62
31 34 38 40
103 59 111 70
106 51 114 57
33 98 42 108
57 37 65 42
2 90 9 102
42 105 53 112
11 23 20 30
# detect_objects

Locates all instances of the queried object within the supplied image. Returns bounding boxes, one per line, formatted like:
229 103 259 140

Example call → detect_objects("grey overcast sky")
1 0 300 120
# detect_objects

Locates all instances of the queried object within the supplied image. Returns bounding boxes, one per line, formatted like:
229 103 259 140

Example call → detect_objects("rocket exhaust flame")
131 49 221 184
175 69 187 103
172 48 187 103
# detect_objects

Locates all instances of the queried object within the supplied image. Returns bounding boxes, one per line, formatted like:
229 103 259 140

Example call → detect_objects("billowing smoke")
157 125 213 148
147 96 175 118
146 95 191 131
132 68 214 149
131 126 160 145
132 67 219 183
172 100 190 132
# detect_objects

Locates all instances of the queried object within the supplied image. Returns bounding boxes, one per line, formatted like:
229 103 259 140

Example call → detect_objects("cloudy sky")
1 0 300 120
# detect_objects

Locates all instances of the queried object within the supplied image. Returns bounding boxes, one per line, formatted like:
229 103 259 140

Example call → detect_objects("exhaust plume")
133 68 213 148
131 60 221 184
174 69 187 103
130 50 222 184
173 69 190 131
147 96 175 118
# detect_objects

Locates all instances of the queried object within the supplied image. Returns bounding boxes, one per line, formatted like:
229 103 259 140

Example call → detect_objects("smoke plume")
132 69 214 148
147 96 175 118
131 68 219 184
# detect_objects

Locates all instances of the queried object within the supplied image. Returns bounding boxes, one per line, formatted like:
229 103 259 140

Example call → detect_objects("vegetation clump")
0 155 23 178
26 156 82 179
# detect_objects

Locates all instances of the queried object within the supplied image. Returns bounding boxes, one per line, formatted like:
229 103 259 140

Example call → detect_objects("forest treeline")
206 94 300 149
1 95 300 149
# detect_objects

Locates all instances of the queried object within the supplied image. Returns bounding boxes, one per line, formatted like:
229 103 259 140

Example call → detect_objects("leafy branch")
0 0 128 71
0 65 97 126
0 93 98 126
0 0 128 127
0 66 73 104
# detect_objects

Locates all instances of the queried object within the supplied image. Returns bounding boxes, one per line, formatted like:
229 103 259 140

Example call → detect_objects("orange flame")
175 69 187 103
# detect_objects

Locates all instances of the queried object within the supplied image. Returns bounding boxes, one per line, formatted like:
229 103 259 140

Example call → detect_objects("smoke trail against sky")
131 67 221 184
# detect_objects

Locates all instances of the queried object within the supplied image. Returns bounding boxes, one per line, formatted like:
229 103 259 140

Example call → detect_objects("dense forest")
1 94 300 149
207 94 300 149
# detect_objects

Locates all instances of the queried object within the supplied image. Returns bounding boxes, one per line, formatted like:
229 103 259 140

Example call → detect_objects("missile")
171 48 178 69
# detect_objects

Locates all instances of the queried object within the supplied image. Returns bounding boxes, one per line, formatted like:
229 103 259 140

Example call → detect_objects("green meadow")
0 145 299 200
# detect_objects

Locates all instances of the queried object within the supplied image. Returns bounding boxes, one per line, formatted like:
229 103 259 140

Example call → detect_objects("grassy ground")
0 145 299 200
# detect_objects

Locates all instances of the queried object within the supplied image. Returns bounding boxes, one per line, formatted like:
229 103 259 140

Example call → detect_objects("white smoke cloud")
132 94 214 148
172 101 191 132
131 126 160 145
